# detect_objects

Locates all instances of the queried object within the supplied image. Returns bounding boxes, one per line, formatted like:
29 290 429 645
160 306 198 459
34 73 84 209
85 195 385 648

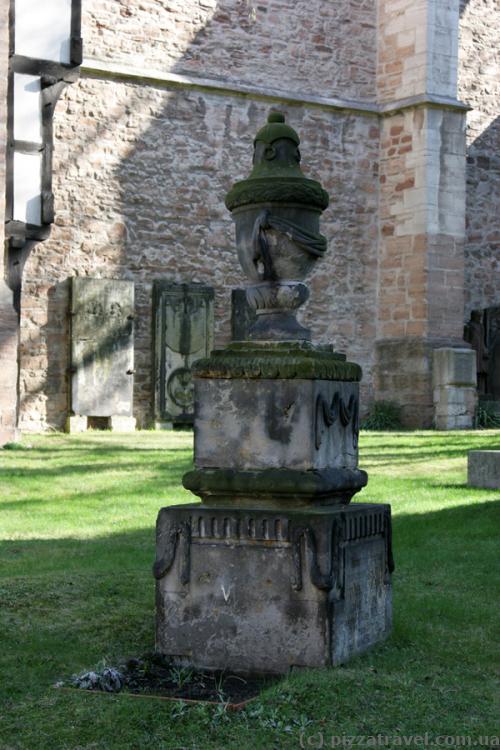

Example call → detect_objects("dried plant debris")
72 667 124 693
66 653 277 704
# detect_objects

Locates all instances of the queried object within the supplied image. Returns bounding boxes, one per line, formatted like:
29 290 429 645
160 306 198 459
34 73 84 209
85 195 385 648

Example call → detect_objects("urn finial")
225 111 329 342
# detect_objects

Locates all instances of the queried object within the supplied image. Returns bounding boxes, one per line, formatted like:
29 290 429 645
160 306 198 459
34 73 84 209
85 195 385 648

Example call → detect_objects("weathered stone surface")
152 81 395 675
65 415 87 433
9 0 497 433
0 282 19 445
468 450 500 489
81 0 377 102
70 277 135 418
108 415 136 432
66 414 136 433
194 341 360 381
153 282 214 426
374 338 435 428
459 0 500 321
183 467 367 508
378 0 460 103
154 503 393 674
194 378 359 472
433 348 476 388
18 84 380 431
231 289 257 342
434 389 477 429
433 348 477 429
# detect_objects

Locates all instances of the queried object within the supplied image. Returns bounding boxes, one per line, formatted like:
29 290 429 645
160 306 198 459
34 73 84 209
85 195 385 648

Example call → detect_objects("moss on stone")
192 341 362 381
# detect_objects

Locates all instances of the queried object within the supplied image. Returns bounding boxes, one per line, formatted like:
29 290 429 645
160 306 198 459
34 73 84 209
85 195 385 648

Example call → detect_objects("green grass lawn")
1 430 499 749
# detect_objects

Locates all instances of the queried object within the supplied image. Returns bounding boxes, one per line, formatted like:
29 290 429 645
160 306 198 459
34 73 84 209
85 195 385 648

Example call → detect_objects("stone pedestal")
66 415 88 433
108 415 136 432
154 343 394 673
433 347 477 429
154 503 393 673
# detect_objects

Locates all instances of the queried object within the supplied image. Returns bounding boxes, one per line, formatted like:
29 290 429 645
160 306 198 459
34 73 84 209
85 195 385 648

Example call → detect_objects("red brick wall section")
378 111 426 340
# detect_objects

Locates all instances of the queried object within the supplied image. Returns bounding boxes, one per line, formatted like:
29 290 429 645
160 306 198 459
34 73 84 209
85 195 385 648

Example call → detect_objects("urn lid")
225 111 329 212
254 111 300 147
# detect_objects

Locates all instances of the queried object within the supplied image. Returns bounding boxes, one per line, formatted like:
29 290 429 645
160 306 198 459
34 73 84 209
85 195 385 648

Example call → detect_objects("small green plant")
476 403 500 429
2 442 31 450
170 665 194 689
360 400 402 431
170 700 188 720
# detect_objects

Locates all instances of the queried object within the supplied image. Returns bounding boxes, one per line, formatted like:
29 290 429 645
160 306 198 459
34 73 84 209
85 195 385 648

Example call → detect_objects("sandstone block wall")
82 0 377 100
18 0 380 431
377 0 458 103
10 0 499 432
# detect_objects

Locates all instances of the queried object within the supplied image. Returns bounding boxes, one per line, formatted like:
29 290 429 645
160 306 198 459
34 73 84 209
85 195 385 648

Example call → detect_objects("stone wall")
377 0 459 103
372 0 475 428
18 76 379 431
459 0 500 318
12 0 499 432
82 0 377 100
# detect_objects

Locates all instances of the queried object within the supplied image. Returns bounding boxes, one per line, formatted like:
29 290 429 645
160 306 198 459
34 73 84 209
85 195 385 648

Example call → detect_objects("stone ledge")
192 342 362 381
183 467 368 506
81 58 470 118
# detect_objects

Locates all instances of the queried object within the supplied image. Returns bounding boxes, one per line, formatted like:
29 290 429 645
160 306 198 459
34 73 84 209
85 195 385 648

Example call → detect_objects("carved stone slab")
194 378 359 471
154 502 393 673
153 282 214 425
70 277 134 417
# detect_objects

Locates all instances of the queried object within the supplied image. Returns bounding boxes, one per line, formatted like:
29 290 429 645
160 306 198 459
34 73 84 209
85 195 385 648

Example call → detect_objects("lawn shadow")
1 497 498 643
0 459 193 481
1 498 498 748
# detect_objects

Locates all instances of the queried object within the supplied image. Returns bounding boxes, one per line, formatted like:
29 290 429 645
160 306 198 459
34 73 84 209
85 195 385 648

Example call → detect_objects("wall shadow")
464 115 500 317
20 1 380 429
1 499 498 669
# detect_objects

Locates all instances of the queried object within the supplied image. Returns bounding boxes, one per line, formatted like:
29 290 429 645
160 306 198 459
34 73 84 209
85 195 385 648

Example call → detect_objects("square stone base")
66 415 88 433
468 450 500 489
433 385 477 429
108 415 136 432
154 502 393 674
154 421 174 431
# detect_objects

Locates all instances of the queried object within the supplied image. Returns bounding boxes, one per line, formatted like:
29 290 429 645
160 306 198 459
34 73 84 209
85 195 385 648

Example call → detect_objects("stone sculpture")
464 306 500 403
464 310 489 396
154 113 394 673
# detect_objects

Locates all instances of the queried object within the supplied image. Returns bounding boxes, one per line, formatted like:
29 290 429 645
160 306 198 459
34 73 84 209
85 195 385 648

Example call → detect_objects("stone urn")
225 112 329 341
